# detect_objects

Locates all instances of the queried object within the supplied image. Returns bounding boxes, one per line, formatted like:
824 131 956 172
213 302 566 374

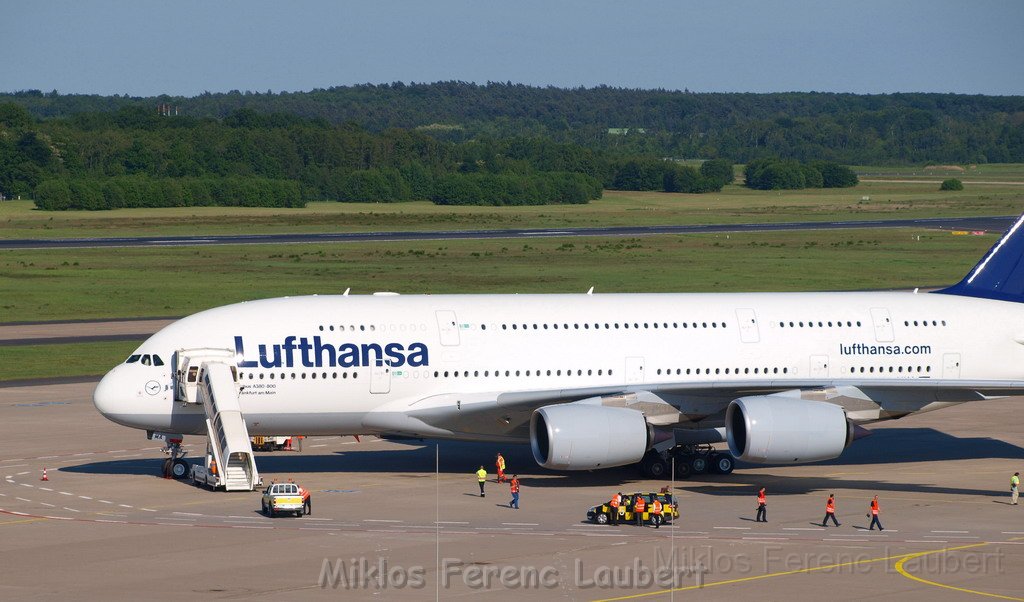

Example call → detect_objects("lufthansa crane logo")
145 380 161 395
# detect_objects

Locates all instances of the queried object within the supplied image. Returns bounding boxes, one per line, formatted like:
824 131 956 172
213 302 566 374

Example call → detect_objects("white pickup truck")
261 483 305 517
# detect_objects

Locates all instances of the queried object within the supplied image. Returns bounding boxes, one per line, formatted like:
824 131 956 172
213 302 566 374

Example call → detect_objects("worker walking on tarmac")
476 465 487 497
496 453 507 483
509 474 520 509
633 495 647 527
609 492 622 525
822 493 840 527
756 487 767 522
651 498 663 529
868 495 883 531
1012 472 1020 505
299 484 312 516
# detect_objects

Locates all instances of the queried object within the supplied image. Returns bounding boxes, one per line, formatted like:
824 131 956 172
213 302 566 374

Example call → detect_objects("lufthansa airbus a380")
93 215 1024 485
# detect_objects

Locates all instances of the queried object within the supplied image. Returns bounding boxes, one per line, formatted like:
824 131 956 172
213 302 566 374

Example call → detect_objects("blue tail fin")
936 214 1024 303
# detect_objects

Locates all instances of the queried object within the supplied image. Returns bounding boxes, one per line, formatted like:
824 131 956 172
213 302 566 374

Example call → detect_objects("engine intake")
726 395 853 464
531 403 650 470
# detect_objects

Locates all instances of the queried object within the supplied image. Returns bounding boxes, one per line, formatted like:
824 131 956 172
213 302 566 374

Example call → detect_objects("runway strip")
1 215 1013 250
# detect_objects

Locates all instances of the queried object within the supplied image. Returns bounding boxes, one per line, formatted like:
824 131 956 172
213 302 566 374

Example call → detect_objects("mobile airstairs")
173 349 261 491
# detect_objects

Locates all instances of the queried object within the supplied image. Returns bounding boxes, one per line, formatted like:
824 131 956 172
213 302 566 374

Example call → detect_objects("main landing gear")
638 445 735 479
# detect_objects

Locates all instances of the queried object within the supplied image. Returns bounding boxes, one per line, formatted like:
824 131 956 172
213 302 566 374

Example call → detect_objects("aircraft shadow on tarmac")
61 427 1022 497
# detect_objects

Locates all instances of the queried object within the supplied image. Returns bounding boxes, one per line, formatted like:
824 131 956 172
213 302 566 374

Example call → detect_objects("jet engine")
725 395 854 464
530 403 651 470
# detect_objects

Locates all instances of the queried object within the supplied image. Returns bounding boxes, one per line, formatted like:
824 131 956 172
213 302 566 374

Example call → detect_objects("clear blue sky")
2 0 1022 96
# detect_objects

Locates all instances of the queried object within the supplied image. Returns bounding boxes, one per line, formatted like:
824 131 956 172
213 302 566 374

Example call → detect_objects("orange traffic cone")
41 468 49 481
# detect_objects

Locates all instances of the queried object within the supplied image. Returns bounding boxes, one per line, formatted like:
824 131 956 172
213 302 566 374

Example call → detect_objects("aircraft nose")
93 366 128 422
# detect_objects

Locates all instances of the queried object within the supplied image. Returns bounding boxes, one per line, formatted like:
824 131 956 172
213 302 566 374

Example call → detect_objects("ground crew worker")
1012 472 1020 505
634 495 647 526
496 453 506 483
651 498 663 529
476 466 487 497
619 494 629 524
609 492 622 525
509 474 520 509
868 495 882 530
822 493 840 527
756 487 767 522
299 484 312 516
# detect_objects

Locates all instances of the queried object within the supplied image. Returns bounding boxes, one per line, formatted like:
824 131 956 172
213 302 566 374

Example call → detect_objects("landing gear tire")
640 454 669 479
690 456 709 475
171 459 189 480
673 459 692 479
162 458 172 478
710 453 735 475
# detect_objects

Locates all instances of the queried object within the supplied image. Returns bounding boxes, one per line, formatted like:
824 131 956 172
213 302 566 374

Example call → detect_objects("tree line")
4 82 1023 164
3 102 743 209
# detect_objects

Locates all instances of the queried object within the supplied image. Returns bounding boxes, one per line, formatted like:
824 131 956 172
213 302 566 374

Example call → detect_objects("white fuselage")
93 291 1024 439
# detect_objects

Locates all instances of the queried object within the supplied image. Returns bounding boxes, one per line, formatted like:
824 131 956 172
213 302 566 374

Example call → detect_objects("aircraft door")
810 355 829 379
735 308 760 343
870 308 895 342
436 310 460 346
942 353 961 379
370 359 391 394
625 357 645 384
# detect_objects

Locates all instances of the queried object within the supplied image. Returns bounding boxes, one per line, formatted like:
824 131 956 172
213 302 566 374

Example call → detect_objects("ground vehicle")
586 492 679 525
261 482 305 517
251 436 298 451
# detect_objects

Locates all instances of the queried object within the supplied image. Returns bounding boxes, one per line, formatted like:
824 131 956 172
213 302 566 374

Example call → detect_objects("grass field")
0 340 142 381
2 178 1022 240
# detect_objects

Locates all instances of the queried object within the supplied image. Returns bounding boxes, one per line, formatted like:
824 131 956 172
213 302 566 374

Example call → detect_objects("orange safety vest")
610 494 621 508
634 498 646 512
299 486 310 501
826 499 835 513
651 500 663 514
510 479 519 493
496 455 505 471
870 500 879 515
757 491 766 504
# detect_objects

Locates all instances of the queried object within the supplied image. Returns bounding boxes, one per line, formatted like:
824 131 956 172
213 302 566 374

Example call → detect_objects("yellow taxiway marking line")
0 517 45 526
591 543 992 602
894 538 1024 601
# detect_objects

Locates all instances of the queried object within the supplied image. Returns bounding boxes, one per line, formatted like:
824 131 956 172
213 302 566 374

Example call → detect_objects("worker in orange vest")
609 492 622 525
299 484 312 515
633 495 647 527
756 487 767 522
496 453 506 483
868 495 883 531
509 474 520 509
822 493 840 527
651 498 663 529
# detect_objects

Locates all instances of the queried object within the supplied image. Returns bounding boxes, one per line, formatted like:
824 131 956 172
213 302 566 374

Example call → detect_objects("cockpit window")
152 355 165 366
126 355 141 364
141 355 152 366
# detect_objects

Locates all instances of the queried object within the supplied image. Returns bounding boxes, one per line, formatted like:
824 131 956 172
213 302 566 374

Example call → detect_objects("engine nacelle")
726 396 853 464
531 403 651 470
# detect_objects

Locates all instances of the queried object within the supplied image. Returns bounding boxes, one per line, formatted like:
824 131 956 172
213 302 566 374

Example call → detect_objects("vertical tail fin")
935 214 1024 303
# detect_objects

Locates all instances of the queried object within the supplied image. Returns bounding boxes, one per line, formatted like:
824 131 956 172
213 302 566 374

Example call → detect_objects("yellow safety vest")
476 469 487 482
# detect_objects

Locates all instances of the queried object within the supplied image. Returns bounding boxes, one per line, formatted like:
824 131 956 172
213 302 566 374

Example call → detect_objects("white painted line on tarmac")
925 535 979 539
310 444 327 448
19 483 33 488
97 500 113 504
825 538 867 542
364 519 402 523
931 530 969 534
59 491 73 496
713 526 750 530
95 519 124 524
475 527 516 530
62 507 80 513
16 471 30 476
78 496 92 500
784 527 825 531
108 450 126 453
436 521 470 525
16 497 32 503
907 539 943 543
156 516 196 521
40 502 55 508
502 522 539 526
300 527 342 531
38 487 52 492
38 456 56 460
582 533 630 537
173 511 203 516
0 459 25 463
8 511 29 516
303 517 332 521
1002 531 1024 534
140 508 156 512
118 504 133 509
44 516 73 521
742 537 788 541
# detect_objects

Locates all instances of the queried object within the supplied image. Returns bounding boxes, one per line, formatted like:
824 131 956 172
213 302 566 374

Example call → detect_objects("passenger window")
153 355 164 366
126 355 141 364
141 355 152 366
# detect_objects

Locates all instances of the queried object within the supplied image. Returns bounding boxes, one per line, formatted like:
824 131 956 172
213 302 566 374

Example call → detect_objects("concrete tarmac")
0 381 1022 600
0 215 1014 250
